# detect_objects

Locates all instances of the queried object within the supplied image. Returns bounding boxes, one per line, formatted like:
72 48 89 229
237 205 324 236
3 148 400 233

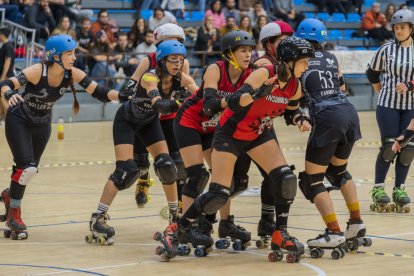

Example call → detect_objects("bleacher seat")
294 0 305 4
347 13 361 23
304 12 315 18
317 12 330 22
190 11 205 21
328 29 343 39
332 13 345 22
140 9 152 20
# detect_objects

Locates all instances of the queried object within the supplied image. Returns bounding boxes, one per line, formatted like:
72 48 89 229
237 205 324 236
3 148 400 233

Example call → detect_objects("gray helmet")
259 22 281 44
391 9 414 26
220 30 256 53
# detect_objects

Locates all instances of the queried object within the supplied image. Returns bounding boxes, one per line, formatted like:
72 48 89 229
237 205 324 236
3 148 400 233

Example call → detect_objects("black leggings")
5 110 51 200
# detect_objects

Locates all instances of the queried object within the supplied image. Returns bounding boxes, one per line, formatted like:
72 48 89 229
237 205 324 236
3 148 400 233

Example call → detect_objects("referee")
366 9 413 211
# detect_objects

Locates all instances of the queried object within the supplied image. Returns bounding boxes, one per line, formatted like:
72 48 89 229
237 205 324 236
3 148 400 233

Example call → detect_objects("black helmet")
221 30 256 53
277 36 314 63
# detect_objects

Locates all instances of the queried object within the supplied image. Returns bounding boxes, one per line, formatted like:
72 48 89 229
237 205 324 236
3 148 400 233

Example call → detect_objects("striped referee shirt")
369 41 414 109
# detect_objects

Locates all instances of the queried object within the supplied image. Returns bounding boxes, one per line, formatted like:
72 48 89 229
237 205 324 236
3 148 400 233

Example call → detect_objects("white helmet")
154 23 186 45
259 22 281 44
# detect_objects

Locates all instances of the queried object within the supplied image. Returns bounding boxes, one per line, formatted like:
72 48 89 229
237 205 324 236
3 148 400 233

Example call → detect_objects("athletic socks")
322 213 341 233
346 202 361 222
97 202 109 214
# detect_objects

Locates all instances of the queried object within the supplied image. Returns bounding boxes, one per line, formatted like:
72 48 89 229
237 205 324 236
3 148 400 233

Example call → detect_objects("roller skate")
0 188 28 240
153 223 178 261
370 186 391 212
306 229 347 260
85 212 115 245
344 220 372 251
215 215 251 251
390 186 411 213
198 214 215 237
177 222 214 257
256 214 276 249
135 173 154 208
268 226 304 263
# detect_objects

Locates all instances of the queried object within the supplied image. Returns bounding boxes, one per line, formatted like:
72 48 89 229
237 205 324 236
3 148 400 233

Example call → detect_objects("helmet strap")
222 49 241 70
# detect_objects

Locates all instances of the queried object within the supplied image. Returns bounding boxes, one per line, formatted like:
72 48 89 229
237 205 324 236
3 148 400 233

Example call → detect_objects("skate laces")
97 212 110 225
371 187 388 200
393 187 408 201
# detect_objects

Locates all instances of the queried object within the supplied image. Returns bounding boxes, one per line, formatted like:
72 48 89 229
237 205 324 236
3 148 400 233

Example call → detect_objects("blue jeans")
141 0 160 10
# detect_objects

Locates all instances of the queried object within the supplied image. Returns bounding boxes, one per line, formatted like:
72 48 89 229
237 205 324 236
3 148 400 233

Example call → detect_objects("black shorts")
113 105 165 147
309 103 361 148
306 140 355 166
173 118 213 151
212 125 274 157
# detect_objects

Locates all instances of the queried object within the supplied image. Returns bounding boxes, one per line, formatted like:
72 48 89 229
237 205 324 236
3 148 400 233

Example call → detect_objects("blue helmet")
45 34 77 66
295 18 327 44
155 40 187 62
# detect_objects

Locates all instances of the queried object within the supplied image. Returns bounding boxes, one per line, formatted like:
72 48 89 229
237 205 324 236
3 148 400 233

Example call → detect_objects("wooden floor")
0 111 414 276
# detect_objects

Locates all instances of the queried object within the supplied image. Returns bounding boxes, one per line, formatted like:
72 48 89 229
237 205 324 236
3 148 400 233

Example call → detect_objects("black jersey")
300 50 349 117
12 63 70 124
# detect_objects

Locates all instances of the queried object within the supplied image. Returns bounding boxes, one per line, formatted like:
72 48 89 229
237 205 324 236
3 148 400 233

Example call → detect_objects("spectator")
239 15 253 34
134 29 156 62
205 0 226 29
49 0 77 24
148 7 177 30
384 4 396 32
238 0 256 12
247 1 268 26
89 30 119 89
307 0 347 16
140 0 159 10
0 28 14 123
90 9 116 49
64 0 93 20
114 32 139 78
400 3 409 10
222 0 240 24
219 15 237 36
273 0 305 29
128 17 147 49
252 15 268 45
194 14 221 64
75 17 93 72
23 0 56 43
162 0 185 19
51 15 77 38
0 0 23 23
361 2 394 43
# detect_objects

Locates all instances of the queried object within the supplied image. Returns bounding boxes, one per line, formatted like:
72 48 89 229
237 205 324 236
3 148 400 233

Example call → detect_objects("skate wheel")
85 234 94 244
396 205 402 213
331 249 341 260
369 203 376 211
389 203 396 212
194 247 205 257
318 248 324 258
215 239 229 250
286 253 296 263
161 254 171 262
4 229 11 239
339 248 346 258
178 245 189 256
363 237 372 247
185 247 191 256
155 245 165 255
97 236 106 246
310 248 320 259
10 231 18 240
256 239 265 249
268 252 278 262
153 232 163 241
232 241 242 251
404 206 410 213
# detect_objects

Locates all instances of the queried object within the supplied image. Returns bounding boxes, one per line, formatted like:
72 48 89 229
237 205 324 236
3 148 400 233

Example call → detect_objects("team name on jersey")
217 90 233 98
320 89 336 97
265 95 289 104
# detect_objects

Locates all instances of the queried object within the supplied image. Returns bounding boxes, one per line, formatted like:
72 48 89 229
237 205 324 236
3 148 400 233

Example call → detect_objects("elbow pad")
91 85 111 103
78 75 93 89
366 67 381 84
153 98 179 114
0 79 16 91
226 84 254 112
118 79 138 103
203 98 222 117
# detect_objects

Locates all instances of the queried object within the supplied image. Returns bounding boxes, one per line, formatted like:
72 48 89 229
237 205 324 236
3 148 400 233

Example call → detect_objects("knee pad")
133 153 150 176
398 142 414 166
269 165 297 204
182 164 210 199
379 138 397 162
11 164 38 185
298 171 326 203
230 175 249 198
170 151 186 181
325 163 352 189
154 153 178 184
110 160 140 191
194 182 230 215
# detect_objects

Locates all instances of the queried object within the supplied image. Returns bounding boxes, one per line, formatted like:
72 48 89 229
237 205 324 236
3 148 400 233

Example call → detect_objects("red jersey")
219 66 299 141
176 61 253 133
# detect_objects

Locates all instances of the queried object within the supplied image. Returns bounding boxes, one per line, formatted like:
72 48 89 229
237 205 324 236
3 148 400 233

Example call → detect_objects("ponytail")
67 70 80 114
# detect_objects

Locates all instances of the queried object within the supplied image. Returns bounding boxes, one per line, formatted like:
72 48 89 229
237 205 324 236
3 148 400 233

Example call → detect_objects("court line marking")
0 264 107 276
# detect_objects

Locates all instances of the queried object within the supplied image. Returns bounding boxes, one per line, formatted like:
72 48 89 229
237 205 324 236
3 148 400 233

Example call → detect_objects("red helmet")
274 20 294 36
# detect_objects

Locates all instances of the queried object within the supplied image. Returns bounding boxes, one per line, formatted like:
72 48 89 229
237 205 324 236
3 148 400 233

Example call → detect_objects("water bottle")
57 117 64 140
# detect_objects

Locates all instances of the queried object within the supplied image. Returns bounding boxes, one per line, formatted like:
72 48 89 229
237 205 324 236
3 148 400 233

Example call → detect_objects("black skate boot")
86 212 115 245
215 215 251 251
153 223 179 261
0 188 28 240
268 226 304 263
256 214 276 249
177 222 214 257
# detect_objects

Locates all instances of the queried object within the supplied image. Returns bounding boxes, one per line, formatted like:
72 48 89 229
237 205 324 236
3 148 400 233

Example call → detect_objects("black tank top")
300 50 349 117
11 63 70 124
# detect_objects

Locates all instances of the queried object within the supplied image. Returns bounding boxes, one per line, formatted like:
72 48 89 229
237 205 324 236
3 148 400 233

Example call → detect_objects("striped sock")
322 213 341 233
347 202 361 222
261 204 275 220
168 200 178 212
97 202 109 214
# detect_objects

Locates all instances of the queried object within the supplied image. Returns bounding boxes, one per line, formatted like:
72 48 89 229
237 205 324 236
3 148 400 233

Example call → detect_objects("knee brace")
154 153 178 184
109 160 140 191
325 163 352 189
397 142 414 166
298 171 326 203
182 164 210 199
11 164 38 185
170 151 186 181
194 182 230 215
230 175 249 198
133 152 150 176
269 165 297 204
379 138 397 162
